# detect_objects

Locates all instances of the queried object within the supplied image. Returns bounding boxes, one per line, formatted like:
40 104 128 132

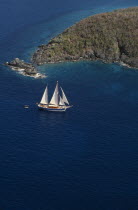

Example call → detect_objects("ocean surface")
0 0 138 209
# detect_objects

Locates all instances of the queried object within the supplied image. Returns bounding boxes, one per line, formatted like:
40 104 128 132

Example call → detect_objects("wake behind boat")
38 81 72 112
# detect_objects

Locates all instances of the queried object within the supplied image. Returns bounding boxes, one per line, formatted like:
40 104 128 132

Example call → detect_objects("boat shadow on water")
37 107 70 126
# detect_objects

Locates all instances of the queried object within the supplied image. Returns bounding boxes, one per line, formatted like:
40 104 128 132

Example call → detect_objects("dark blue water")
0 0 138 209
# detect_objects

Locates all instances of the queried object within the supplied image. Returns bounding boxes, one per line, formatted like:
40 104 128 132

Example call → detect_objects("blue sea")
0 0 138 209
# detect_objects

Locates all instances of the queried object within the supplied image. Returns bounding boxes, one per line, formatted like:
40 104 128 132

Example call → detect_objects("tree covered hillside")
33 7 138 68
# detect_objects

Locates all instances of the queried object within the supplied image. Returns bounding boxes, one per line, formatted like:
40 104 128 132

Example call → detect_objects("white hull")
38 104 71 112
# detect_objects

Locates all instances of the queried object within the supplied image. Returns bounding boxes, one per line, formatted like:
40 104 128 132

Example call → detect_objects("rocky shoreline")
5 58 45 78
32 47 137 69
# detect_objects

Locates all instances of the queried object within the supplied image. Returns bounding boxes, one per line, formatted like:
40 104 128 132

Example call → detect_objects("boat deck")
38 104 65 109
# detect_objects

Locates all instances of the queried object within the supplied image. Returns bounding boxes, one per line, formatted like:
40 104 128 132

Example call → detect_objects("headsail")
59 96 65 106
61 87 69 105
49 81 59 106
40 86 48 104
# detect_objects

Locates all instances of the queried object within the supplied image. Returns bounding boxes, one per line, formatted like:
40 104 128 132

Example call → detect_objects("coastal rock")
32 7 138 69
5 58 45 78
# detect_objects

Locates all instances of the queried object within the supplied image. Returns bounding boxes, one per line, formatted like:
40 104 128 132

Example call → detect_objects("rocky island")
32 7 138 68
5 58 45 78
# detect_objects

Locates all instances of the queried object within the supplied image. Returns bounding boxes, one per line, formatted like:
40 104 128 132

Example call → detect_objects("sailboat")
38 81 72 112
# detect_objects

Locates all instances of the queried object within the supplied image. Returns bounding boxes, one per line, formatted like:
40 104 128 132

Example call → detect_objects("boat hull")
38 104 71 112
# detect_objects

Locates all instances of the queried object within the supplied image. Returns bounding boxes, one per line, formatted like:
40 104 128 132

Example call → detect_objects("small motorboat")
24 105 29 109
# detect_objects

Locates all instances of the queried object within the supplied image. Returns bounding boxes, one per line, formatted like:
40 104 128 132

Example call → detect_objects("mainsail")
61 87 69 105
49 82 59 106
40 86 48 104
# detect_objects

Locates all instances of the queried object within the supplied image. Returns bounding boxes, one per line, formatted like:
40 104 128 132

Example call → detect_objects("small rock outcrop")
5 58 45 78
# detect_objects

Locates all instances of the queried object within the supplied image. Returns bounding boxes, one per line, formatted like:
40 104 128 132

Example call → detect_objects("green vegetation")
33 7 138 68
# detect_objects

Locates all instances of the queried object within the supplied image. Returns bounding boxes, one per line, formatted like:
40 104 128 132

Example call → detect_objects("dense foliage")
33 7 138 68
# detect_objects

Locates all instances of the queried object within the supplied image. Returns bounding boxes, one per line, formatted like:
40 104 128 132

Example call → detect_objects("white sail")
59 96 65 106
40 86 48 104
50 82 59 106
61 87 69 105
